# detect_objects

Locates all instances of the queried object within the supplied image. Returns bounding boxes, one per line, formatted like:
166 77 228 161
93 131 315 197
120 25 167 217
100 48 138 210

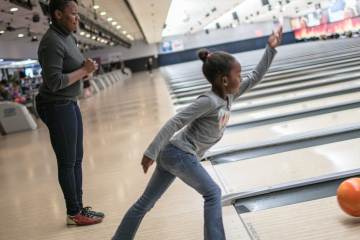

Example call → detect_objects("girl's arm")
144 95 214 162
234 26 282 99
234 45 277 99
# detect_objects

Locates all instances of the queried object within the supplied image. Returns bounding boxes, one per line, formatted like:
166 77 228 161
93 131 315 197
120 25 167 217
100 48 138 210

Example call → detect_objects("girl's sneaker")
81 206 105 218
67 211 103 226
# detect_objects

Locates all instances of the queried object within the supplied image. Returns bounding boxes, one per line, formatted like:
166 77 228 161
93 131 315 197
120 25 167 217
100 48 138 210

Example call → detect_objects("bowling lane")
164 40 360 84
171 57 360 95
172 64 360 100
229 92 360 125
231 80 360 111
240 197 360 240
175 80 360 111
211 138 360 195
175 67 360 104
258 62 360 87
213 107 360 150
168 55 360 96
166 45 360 89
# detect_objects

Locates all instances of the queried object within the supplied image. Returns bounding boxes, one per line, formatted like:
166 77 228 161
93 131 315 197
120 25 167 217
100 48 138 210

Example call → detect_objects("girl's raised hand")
268 26 283 49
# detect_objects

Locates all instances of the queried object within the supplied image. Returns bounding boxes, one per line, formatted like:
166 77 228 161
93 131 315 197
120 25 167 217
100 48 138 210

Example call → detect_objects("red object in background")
255 30 264 37
337 178 360 217
294 16 360 39
14 96 26 104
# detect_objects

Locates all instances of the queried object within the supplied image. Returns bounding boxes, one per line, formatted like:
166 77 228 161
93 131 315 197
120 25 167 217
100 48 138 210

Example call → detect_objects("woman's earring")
223 77 228 87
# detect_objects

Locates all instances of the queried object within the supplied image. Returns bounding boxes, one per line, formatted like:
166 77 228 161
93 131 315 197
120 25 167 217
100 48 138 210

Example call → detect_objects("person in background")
146 57 153 74
0 80 11 101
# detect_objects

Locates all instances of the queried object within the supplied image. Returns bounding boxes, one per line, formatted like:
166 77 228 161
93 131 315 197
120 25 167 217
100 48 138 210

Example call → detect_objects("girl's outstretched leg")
112 164 175 240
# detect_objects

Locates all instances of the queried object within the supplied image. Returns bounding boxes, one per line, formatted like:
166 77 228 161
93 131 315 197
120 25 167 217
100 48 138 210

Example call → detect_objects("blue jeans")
112 144 225 240
36 96 83 215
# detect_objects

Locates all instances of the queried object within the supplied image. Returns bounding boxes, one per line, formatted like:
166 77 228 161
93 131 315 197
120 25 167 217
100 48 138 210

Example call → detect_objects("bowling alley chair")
0 101 37 135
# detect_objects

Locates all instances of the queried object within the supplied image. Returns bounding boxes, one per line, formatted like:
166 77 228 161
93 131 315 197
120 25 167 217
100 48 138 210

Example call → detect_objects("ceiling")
0 0 49 41
80 0 143 41
127 0 172 43
162 0 244 37
0 0 144 47
162 0 342 37
0 0 351 47
205 0 335 30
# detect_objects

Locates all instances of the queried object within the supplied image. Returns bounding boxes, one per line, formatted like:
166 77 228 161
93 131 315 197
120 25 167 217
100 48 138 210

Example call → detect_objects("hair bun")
198 49 210 63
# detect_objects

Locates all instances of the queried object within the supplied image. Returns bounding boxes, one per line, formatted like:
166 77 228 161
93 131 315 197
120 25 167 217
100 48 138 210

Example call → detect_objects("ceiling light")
86 33 91 38
100 11 106 16
0 59 4 62
112 21 117 25
18 33 24 38
107 17 113 21
122 30 127 34
0 30 4 34
92 36 96 40
10 8 18 12
93 5 100 9
80 31 85 36
116 25 121 29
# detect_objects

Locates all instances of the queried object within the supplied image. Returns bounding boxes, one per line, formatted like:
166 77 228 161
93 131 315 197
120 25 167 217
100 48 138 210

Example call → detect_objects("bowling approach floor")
1 42 360 240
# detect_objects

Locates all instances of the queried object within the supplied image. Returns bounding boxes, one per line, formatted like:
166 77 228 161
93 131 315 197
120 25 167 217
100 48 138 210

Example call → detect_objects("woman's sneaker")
67 211 102 226
81 206 105 218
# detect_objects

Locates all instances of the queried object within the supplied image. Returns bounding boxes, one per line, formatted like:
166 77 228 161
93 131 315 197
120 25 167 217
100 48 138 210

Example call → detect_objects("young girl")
113 27 283 240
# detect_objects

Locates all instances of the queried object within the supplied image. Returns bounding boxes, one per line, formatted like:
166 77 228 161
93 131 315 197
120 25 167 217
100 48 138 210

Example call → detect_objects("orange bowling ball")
337 178 360 217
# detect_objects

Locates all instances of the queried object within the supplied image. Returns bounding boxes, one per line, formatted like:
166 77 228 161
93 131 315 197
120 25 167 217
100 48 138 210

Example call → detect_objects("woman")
36 0 104 226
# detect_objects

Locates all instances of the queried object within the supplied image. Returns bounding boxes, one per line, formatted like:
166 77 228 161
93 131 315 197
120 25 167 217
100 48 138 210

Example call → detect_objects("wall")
85 40 158 64
158 19 292 54
157 31 296 66
0 39 39 60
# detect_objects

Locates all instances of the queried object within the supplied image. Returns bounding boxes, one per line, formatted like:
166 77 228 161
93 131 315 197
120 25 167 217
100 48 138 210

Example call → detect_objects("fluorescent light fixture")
0 30 4 34
107 17 113 21
122 30 127 34
93 5 100 9
86 33 91 38
100 11 106 16
18 33 24 38
92 36 96 40
10 8 18 12
80 31 85 36
112 21 117 25
116 25 121 29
